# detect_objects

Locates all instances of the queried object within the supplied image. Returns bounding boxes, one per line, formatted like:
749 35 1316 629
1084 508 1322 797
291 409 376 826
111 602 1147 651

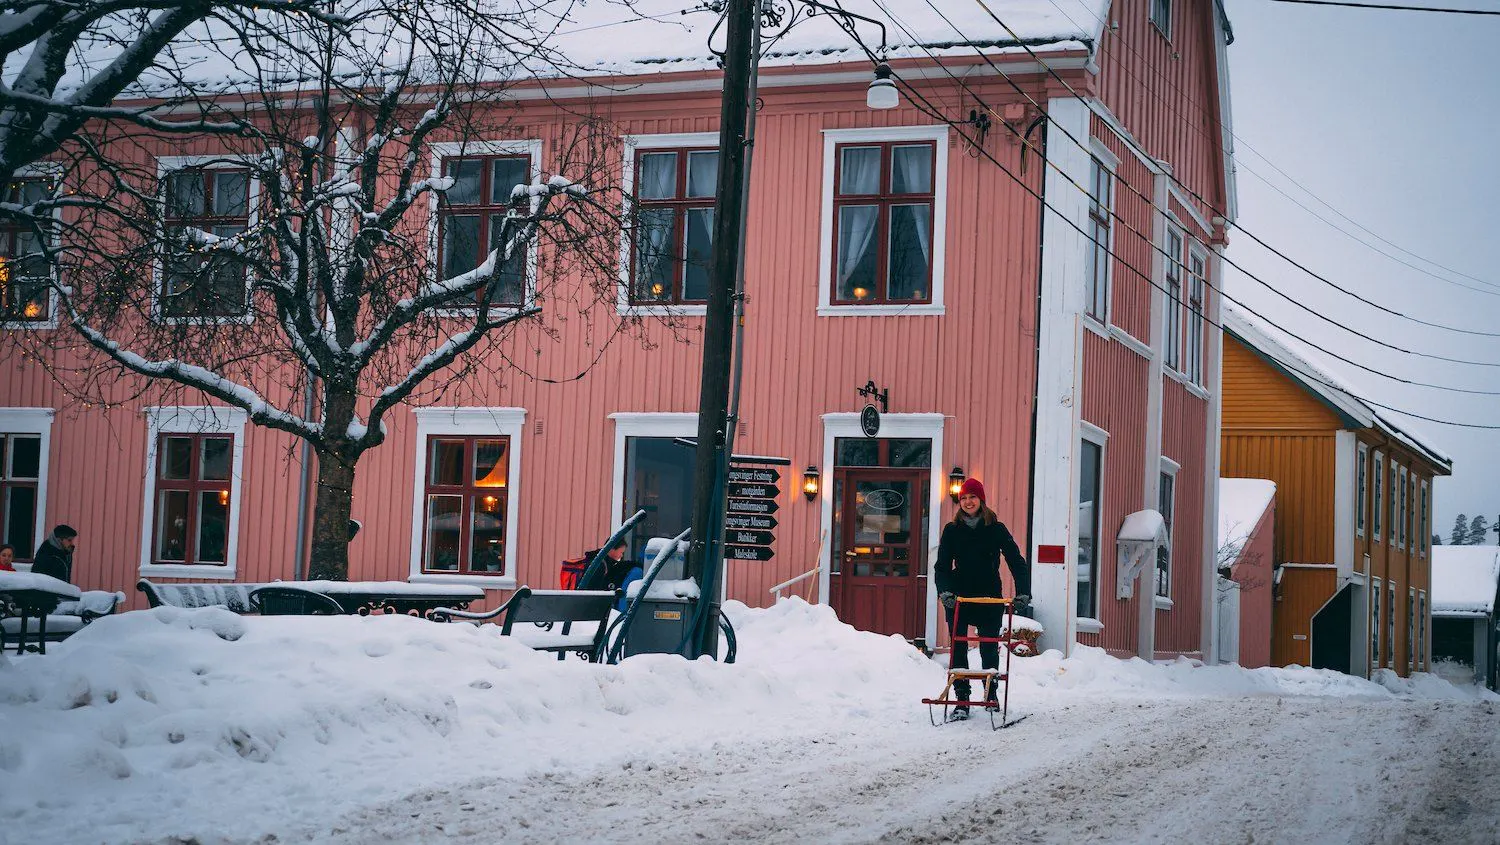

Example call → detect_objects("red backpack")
559 557 588 590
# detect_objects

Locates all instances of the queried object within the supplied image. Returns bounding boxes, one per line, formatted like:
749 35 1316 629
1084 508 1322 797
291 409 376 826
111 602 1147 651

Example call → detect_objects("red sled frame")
921 596 1029 730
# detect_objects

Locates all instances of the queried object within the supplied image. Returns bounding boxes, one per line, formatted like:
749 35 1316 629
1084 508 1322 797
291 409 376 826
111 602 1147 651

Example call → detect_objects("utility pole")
687 0 756 659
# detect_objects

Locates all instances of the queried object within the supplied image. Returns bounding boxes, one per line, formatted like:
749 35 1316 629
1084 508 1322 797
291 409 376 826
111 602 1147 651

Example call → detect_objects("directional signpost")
724 459 783 563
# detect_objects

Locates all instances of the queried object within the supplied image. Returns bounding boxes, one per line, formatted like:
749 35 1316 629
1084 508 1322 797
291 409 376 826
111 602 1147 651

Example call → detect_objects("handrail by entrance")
769 530 827 601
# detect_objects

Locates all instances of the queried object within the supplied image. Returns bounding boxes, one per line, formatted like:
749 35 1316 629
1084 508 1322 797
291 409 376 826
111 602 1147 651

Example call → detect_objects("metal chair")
248 585 345 616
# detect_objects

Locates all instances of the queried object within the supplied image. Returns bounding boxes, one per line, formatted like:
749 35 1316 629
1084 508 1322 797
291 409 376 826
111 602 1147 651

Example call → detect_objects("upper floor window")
629 147 718 306
1163 228 1184 371
1084 157 1113 323
161 167 252 320
437 154 530 308
832 141 936 306
1419 480 1429 557
1356 443 1368 538
1398 466 1409 550
1151 0 1172 39
1388 459 1399 549
1372 449 1384 542
0 178 53 325
1185 248 1207 384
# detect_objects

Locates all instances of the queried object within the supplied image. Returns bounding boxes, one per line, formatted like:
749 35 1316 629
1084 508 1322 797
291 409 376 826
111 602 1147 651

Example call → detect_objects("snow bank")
1 600 1491 842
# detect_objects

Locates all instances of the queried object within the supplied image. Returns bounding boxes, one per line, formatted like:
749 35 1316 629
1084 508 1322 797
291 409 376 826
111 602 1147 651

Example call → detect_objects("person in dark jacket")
935 479 1029 717
31 524 78 583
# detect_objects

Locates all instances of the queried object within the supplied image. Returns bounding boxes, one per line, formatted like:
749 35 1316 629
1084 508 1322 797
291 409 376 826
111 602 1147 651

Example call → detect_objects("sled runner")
922 597 1030 730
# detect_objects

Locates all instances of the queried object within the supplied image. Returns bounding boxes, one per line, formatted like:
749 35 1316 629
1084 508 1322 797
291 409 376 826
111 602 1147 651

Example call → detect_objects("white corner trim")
0 408 54 559
1109 324 1153 359
138 406 249 577
818 412 946 647
617 133 719 316
817 124 949 314
609 412 699 528
426 139 545 316
1076 617 1104 634
1335 430 1356 581
409 406 527 581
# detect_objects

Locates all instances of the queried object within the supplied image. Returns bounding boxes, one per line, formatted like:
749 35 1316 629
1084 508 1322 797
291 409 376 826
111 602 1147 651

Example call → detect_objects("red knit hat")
958 477 986 504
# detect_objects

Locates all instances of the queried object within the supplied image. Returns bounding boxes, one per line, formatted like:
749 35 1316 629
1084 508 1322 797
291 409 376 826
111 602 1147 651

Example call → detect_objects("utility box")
621 538 699 658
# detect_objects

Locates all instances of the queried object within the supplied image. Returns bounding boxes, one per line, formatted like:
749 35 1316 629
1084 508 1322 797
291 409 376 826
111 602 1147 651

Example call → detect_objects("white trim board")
817 125 949 317
138 406 248 580
407 407 526 589
818 412 946 647
608 412 699 529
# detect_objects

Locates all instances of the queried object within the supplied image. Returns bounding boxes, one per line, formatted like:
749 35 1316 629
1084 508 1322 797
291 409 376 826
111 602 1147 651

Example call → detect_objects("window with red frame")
1186 247 1207 384
630 147 718 304
437 155 530 308
421 436 510 574
152 433 233 565
162 167 251 319
0 179 52 323
1 433 41 559
831 141 935 305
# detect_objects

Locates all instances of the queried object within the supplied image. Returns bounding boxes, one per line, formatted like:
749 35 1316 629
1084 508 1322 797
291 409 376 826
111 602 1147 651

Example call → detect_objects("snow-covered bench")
136 579 260 613
0 588 124 651
433 586 617 662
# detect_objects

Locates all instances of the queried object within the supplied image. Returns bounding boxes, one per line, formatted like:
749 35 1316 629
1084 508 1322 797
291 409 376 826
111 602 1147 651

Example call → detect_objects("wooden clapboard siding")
1273 566 1337 668
1222 337 1343 432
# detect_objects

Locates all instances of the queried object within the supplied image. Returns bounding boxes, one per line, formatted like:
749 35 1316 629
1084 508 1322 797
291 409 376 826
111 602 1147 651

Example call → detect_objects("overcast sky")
1221 0 1499 544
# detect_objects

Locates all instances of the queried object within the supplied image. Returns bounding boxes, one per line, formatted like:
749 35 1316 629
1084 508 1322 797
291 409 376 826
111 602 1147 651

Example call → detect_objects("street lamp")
867 63 899 110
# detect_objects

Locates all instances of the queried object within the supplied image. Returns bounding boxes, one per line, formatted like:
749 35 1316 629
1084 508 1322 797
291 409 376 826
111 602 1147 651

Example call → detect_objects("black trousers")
949 603 1000 701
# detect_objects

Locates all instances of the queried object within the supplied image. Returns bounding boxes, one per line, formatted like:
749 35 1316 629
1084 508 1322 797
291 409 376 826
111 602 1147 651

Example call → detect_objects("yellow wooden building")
1221 307 1451 677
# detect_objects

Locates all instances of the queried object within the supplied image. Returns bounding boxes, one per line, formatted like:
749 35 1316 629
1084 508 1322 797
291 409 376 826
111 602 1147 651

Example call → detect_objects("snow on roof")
1431 546 1500 617
1222 305 1452 472
1218 478 1275 562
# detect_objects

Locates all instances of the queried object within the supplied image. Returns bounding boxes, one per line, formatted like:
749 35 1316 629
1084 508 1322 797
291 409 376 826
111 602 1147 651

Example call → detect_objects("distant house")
1220 306 1452 678
1217 478 1275 668
1430 546 1499 691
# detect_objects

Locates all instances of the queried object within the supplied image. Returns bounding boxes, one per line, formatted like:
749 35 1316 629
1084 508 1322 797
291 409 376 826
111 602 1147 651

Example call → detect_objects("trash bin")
621 538 699 657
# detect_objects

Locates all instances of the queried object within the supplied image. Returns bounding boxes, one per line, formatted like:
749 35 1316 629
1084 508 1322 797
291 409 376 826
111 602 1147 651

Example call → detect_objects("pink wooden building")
0 0 1236 659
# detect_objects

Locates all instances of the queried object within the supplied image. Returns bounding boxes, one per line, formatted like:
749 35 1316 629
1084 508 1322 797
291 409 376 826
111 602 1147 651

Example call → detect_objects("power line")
1040 0 1500 297
1270 0 1500 15
834 15 1500 427
872 0 1500 370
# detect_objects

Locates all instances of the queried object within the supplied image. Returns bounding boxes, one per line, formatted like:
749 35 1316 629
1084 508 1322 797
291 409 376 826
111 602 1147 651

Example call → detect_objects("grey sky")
1222 0 1499 542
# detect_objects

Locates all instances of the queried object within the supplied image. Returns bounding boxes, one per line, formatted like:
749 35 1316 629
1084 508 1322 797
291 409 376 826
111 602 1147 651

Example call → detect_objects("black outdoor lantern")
948 466 966 503
802 466 821 501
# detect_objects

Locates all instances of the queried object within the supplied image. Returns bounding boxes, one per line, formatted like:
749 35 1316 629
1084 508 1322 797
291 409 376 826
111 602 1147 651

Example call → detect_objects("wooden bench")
136 579 260 613
434 586 617 662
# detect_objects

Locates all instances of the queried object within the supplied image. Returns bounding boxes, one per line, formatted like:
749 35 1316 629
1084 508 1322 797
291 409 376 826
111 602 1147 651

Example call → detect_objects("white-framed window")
1078 422 1109 624
1185 245 1207 385
1355 443 1368 538
618 134 720 312
1387 579 1396 669
818 125 948 316
1156 458 1179 601
1419 480 1429 557
1084 154 1114 324
0 408 52 564
1389 459 1399 550
1417 589 1427 670
1370 576 1382 673
1372 449 1383 542
610 412 699 561
427 140 543 316
1397 465 1408 549
155 156 260 324
1163 226 1184 371
1150 0 1172 39
408 407 526 588
1 168 62 329
139 406 247 579
1407 586 1416 672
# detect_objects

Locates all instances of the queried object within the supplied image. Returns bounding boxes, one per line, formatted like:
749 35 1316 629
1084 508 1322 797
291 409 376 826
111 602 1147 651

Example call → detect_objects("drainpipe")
1023 113 1048 564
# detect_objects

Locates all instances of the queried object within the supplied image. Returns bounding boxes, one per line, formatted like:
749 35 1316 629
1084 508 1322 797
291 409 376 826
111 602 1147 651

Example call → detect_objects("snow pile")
1431 545 1500 616
1218 478 1276 562
0 599 1491 842
0 570 81 598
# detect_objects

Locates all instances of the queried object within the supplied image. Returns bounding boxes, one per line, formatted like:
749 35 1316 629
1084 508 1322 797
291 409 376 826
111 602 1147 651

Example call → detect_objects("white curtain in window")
893 145 931 194
638 153 676 200
836 206 877 292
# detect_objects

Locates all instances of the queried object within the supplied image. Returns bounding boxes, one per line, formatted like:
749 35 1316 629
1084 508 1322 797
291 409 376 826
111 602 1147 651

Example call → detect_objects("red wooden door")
830 468 929 639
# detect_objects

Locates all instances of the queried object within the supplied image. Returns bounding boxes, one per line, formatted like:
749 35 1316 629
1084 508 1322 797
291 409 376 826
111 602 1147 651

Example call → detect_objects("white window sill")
618 303 708 318
1164 367 1211 400
153 313 254 327
1076 617 1104 634
1109 324 1153 359
139 563 238 580
408 573 516 590
1083 317 1109 340
1 319 57 330
816 304 945 317
1155 596 1174 611
432 305 534 319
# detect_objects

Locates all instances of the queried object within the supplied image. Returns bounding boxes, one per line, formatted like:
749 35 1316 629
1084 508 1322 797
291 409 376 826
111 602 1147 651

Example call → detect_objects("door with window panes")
830 438 930 640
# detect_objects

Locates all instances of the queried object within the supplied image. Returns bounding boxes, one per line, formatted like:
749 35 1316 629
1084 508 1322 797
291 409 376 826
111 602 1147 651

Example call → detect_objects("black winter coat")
31 540 73 584
934 514 1030 599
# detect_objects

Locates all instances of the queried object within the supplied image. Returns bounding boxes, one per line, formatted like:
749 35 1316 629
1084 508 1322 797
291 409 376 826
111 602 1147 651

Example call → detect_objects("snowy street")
2 600 1496 844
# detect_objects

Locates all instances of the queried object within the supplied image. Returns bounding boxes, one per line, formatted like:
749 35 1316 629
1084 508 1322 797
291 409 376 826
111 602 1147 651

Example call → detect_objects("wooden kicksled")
922 597 1030 730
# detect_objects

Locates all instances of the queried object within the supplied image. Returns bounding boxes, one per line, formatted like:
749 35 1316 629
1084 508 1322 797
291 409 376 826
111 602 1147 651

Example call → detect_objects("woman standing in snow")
934 478 1030 718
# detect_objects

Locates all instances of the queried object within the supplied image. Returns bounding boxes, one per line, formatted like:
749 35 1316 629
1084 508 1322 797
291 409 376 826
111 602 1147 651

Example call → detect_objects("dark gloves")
1011 594 1032 618
939 591 957 610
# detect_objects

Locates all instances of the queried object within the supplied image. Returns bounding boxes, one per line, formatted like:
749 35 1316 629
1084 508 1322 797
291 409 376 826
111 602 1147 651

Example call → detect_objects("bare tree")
16 0 644 578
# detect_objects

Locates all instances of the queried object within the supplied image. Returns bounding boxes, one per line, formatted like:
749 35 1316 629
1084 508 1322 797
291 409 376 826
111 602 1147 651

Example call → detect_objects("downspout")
1024 113 1048 560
